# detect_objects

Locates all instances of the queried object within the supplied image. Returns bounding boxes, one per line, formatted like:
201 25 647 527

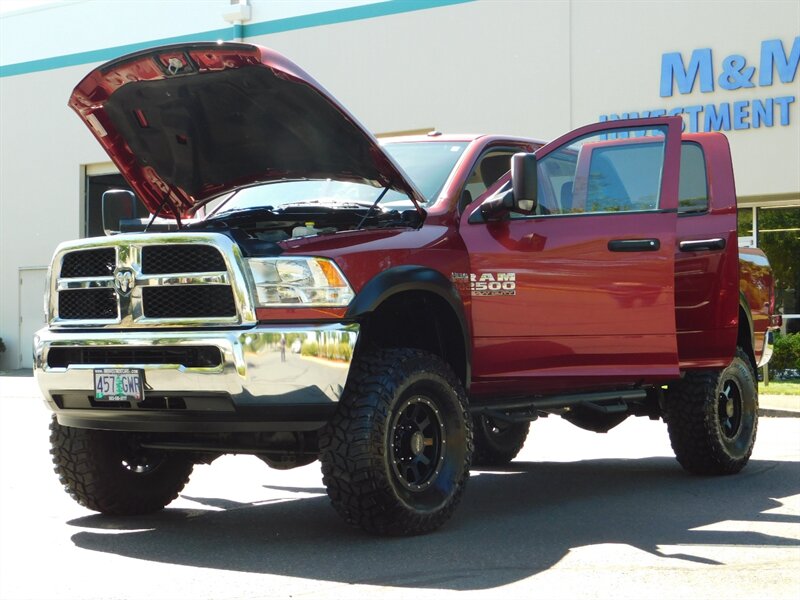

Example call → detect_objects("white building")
1 0 798 369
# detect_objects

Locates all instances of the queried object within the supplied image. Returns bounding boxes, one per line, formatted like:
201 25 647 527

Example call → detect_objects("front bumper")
33 323 358 432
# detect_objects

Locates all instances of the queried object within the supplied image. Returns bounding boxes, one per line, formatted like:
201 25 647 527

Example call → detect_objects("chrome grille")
61 248 115 277
58 288 117 320
141 245 226 274
142 286 236 318
49 234 252 328
47 345 222 368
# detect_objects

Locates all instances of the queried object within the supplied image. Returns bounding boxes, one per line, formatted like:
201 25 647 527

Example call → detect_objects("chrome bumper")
758 328 775 368
33 323 358 432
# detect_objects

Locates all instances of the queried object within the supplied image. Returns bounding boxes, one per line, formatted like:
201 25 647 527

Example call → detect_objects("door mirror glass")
511 153 538 214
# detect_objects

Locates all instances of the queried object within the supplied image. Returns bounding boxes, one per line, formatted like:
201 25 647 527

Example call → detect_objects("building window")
85 173 147 238
739 206 800 333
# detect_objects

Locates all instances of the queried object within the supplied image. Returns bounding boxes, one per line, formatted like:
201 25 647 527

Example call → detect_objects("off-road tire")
49 416 194 515
472 416 529 466
664 348 758 475
320 349 473 536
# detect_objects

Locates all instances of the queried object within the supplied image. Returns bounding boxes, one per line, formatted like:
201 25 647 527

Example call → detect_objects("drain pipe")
222 0 251 43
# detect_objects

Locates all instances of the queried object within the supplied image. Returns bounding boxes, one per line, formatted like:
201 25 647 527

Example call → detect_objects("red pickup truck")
35 42 778 536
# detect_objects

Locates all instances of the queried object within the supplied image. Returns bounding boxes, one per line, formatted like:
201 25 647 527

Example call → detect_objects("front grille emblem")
114 268 136 295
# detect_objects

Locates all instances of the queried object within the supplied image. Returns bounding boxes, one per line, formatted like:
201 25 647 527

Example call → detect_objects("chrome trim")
48 233 256 329
137 273 229 286
758 329 775 368
57 277 114 290
678 238 726 252
34 322 359 407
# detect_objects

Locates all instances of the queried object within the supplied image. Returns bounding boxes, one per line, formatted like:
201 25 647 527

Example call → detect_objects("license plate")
93 368 144 402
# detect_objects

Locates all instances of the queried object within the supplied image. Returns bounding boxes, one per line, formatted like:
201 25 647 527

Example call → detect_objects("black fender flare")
738 292 754 348
346 265 471 386
738 292 758 369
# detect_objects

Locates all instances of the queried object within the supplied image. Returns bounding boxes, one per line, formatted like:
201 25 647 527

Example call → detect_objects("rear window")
678 143 708 214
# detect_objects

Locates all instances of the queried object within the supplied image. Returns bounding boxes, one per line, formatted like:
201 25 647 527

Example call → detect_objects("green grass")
759 379 800 396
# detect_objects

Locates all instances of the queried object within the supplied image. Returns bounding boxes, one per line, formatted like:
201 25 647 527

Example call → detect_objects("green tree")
758 208 800 329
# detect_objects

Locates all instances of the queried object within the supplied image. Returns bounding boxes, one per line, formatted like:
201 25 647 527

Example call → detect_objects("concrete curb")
759 408 800 418
759 393 800 418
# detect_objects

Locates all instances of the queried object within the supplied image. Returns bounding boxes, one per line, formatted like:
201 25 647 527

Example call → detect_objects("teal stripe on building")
0 0 475 78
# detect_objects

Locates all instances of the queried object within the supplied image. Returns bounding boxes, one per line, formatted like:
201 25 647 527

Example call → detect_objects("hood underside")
69 42 423 217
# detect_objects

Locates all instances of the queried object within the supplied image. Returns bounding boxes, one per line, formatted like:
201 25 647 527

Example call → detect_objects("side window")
459 150 516 211
583 142 663 212
529 125 668 217
537 150 576 214
678 142 708 213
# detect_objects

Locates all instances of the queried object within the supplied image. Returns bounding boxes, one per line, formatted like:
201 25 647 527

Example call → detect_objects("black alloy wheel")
472 415 530 467
321 348 473 535
390 396 445 491
664 347 758 475
717 378 743 439
50 416 194 515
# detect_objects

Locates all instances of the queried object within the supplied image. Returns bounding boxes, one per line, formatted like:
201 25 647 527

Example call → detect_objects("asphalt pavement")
1 373 798 600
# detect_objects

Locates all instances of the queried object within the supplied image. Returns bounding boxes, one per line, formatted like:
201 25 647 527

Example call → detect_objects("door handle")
608 239 660 252
679 238 726 252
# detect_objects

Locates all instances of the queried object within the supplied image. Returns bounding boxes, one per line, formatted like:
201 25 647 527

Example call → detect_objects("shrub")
0 338 5 354
301 342 319 357
337 342 352 362
770 332 800 379
299 341 351 361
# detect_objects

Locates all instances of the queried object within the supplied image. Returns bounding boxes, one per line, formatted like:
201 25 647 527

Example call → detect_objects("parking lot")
1 373 798 600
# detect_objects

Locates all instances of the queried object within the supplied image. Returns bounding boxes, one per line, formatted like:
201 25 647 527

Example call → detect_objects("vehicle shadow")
68 457 800 590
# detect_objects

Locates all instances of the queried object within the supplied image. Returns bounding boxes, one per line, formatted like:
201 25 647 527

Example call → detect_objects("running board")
471 389 647 417
139 441 318 455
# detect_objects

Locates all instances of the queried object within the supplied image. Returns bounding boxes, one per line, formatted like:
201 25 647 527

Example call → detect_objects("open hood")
69 42 425 218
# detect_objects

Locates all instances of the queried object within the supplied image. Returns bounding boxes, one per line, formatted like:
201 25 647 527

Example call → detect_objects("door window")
531 126 668 216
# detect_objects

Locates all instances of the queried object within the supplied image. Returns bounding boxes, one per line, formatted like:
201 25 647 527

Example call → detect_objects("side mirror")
478 153 540 221
101 189 137 236
511 152 538 214
479 188 514 220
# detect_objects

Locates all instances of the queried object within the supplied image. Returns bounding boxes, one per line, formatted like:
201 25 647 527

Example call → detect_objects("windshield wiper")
279 199 377 210
198 206 277 226
356 187 390 229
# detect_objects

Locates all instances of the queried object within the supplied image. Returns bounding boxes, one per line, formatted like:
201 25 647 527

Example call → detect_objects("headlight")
246 257 355 307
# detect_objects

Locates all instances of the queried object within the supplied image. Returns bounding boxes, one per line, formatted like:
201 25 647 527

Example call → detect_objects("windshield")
206 140 468 218
383 141 468 202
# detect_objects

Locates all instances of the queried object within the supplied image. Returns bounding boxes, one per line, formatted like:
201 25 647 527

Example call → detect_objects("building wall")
1 0 798 368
